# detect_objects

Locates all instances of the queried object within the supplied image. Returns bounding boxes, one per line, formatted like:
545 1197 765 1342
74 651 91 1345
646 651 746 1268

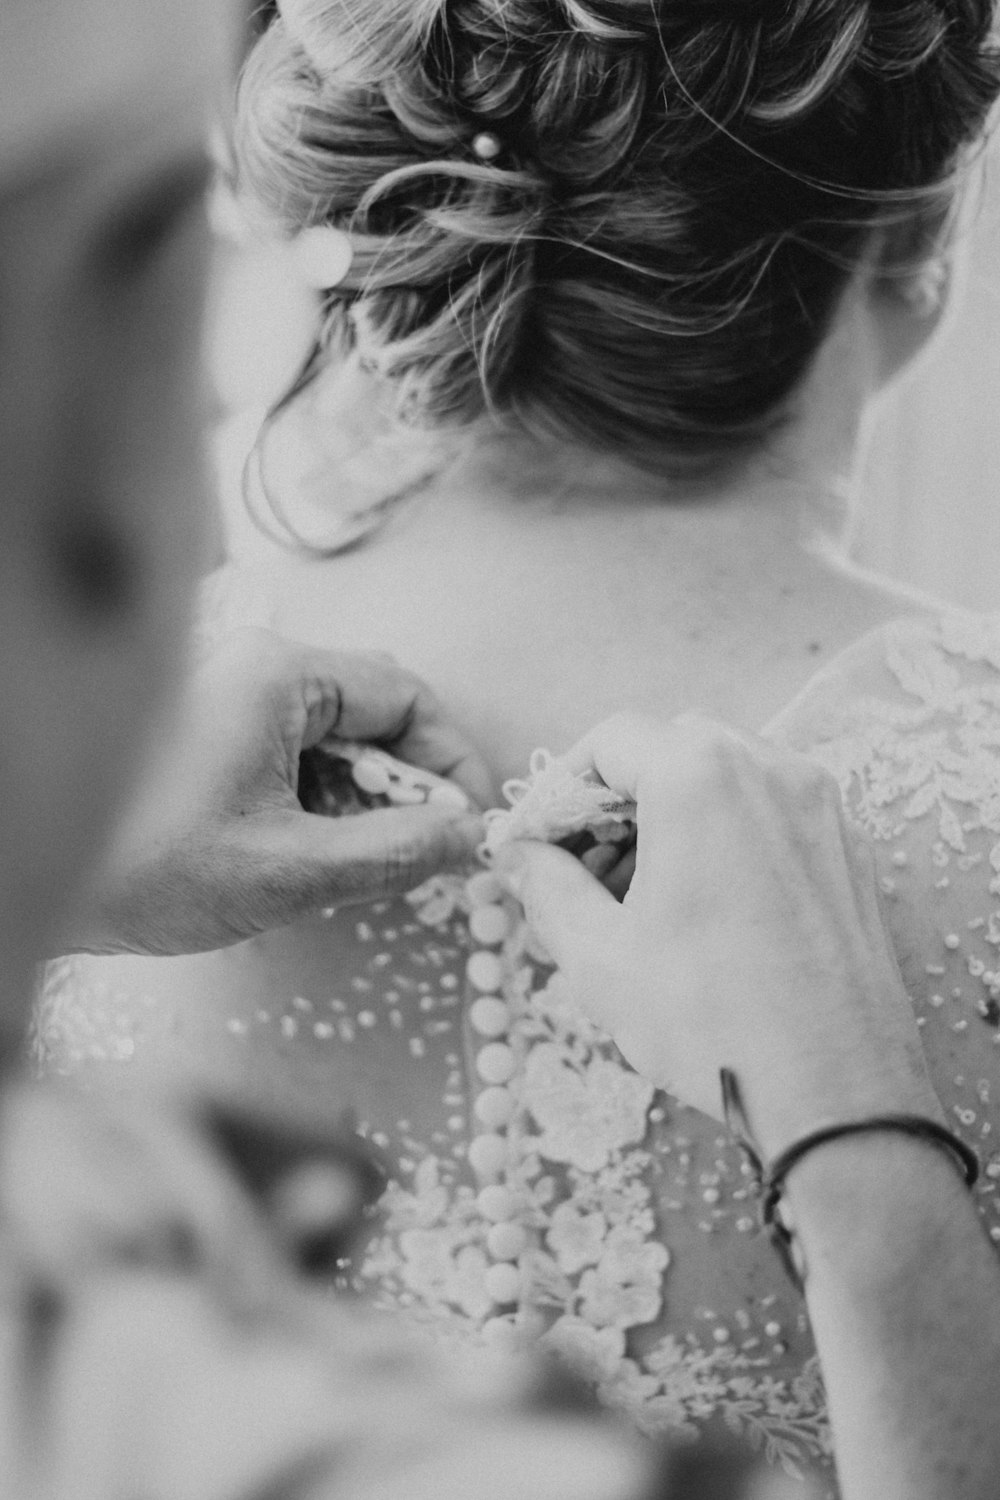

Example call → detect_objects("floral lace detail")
781 619 1000 854
482 749 635 856
356 616 1000 1477
361 779 832 1479
769 611 1000 1224
520 1042 653 1173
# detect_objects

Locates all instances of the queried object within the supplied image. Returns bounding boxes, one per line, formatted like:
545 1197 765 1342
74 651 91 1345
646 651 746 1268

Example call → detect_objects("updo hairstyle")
236 0 1000 470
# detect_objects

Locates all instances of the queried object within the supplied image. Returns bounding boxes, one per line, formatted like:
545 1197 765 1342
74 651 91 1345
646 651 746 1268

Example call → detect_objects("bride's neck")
430 309 870 563
437 415 859 566
296 296 873 572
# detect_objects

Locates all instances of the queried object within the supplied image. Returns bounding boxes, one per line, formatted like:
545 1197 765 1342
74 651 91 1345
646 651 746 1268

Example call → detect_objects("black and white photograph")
3 1 1000 1495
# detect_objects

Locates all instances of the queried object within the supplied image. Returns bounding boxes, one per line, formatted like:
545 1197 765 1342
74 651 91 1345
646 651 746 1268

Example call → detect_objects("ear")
864 204 960 388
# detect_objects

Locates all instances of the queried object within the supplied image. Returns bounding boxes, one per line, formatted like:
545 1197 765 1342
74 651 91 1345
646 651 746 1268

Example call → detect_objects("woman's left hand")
494 712 940 1160
62 629 490 956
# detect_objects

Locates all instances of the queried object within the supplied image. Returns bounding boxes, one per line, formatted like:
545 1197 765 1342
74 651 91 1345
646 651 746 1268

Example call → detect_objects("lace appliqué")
770 612 1000 1227
776 616 1000 850
366 759 832 1476
481 749 636 857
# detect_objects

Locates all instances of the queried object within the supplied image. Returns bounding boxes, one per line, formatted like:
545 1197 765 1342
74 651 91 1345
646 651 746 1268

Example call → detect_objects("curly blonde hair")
236 0 1000 474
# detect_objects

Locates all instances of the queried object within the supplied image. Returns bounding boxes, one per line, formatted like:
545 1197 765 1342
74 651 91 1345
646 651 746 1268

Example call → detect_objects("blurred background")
854 148 1000 611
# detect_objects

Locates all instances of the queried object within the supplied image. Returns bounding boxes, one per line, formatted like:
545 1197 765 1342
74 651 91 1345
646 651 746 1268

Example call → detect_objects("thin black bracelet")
720 1067 980 1293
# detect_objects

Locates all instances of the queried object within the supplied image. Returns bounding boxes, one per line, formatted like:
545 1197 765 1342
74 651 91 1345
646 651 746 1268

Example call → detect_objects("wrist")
740 1070 946 1166
783 1130 975 1286
721 1068 969 1293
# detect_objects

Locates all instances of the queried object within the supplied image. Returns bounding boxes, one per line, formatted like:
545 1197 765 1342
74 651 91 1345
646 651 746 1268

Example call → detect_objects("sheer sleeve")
768 612 1000 1231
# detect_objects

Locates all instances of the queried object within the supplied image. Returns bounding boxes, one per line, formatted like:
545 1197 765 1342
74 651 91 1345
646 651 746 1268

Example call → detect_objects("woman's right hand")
494 712 942 1161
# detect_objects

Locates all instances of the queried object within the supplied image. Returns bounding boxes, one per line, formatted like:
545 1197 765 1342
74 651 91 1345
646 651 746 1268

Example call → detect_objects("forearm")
787 1134 1000 1500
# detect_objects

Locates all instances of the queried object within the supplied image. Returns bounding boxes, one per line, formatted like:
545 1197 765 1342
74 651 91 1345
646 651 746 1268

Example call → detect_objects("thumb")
254 806 486 910
493 840 622 976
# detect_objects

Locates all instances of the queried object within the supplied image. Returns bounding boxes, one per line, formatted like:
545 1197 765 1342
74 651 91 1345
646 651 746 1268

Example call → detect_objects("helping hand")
65 629 490 956
495 712 941 1160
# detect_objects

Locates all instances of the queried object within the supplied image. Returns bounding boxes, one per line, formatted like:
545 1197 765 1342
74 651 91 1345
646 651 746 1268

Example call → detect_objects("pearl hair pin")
900 257 948 318
472 131 504 162
291 224 354 290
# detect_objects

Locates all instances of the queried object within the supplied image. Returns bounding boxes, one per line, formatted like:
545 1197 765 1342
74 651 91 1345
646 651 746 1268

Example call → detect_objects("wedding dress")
39 610 1000 1482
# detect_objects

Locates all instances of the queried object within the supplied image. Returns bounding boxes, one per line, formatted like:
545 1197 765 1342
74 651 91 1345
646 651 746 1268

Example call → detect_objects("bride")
46 0 1000 1480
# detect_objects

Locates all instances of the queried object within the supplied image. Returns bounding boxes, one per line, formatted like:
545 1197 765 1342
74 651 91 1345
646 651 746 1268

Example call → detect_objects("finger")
561 712 812 910
557 713 679 803
253 805 486 908
559 710 775 802
604 845 637 902
387 701 497 812
201 632 495 808
554 715 694 904
375 678 496 810
292 646 496 809
493 840 622 978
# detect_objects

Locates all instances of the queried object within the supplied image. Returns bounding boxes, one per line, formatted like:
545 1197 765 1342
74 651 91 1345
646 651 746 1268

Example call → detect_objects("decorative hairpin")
900 256 948 318
291 224 354 290
288 141 502 295
471 131 504 163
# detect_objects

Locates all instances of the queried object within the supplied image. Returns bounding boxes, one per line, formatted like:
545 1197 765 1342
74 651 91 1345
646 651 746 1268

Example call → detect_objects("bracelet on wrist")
719 1067 980 1293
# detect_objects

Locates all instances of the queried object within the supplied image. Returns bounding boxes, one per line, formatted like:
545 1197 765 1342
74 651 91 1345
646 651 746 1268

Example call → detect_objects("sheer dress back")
40 611 1000 1481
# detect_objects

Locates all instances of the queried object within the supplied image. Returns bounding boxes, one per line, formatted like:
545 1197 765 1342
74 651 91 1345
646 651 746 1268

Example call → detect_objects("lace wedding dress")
39 611 1000 1483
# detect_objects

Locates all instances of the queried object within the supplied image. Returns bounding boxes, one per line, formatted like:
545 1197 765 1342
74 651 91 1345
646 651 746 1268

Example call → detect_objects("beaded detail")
348 863 832 1475
38 610 1000 1481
